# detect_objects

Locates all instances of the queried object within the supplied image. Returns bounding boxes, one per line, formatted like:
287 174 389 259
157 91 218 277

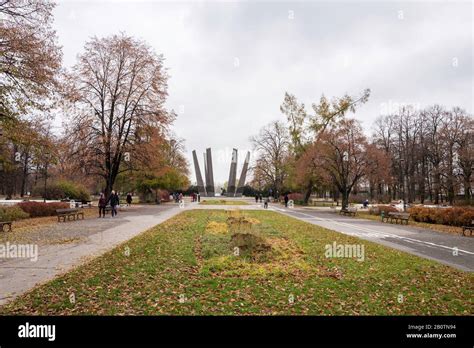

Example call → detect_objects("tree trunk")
464 178 472 203
303 180 313 204
341 186 349 208
433 170 440 205
420 157 426 204
20 153 29 197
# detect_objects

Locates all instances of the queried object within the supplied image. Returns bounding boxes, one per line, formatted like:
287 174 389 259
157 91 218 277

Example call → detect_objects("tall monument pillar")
226 148 238 197
203 152 208 195
205 148 215 196
192 150 206 197
235 151 250 197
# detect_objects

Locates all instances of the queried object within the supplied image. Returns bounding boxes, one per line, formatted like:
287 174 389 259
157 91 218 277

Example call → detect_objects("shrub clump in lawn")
230 232 271 261
205 221 228 235
408 206 474 227
227 211 260 232
200 210 311 275
225 210 271 261
18 202 69 218
0 206 30 221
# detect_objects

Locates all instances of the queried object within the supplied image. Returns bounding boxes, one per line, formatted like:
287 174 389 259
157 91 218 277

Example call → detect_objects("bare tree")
65 33 173 198
250 121 290 197
456 111 473 203
424 105 446 204
319 119 368 208
372 105 472 205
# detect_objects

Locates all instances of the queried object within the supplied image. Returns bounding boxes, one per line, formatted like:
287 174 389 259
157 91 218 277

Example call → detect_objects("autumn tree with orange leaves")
64 33 176 198
0 0 61 119
279 89 371 203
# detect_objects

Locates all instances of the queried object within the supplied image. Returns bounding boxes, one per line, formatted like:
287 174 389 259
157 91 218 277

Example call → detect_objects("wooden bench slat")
461 220 474 236
56 208 84 222
339 208 357 216
382 211 410 225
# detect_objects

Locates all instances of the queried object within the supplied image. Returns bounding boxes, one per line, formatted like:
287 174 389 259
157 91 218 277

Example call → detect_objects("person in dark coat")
126 192 132 206
284 193 289 207
108 190 120 217
98 193 106 218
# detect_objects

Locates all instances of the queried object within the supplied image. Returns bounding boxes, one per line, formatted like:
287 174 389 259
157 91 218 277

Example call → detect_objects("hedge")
368 205 399 215
0 206 30 221
408 206 474 227
31 180 90 202
17 202 69 218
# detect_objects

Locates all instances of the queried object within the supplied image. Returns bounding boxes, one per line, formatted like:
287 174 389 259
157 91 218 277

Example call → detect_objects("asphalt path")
268 205 474 272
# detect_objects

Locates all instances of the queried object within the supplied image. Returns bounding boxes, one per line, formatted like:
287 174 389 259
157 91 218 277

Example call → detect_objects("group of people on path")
172 192 183 203
255 193 290 209
191 192 200 202
98 191 133 218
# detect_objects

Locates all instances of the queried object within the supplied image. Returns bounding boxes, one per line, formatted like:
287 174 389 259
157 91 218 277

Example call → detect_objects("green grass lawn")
1 210 471 315
199 199 249 205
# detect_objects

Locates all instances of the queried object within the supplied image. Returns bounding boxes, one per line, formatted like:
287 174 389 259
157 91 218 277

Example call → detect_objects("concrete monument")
235 151 250 197
192 150 206 196
226 148 238 197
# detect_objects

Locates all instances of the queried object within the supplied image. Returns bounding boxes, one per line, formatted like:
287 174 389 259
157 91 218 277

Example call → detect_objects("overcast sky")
53 0 473 185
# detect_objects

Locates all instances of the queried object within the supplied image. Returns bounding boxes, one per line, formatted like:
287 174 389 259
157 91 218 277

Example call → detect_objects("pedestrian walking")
264 197 269 209
126 192 132 206
284 193 289 207
108 190 120 217
98 192 106 218
255 194 258 203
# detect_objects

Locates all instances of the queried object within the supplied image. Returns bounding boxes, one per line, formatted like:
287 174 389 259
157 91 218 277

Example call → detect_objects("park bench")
340 207 357 216
382 212 410 225
56 208 84 222
461 220 473 236
0 221 12 232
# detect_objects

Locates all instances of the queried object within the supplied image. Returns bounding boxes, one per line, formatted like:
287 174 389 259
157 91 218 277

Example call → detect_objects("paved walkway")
267 205 474 272
0 204 181 305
